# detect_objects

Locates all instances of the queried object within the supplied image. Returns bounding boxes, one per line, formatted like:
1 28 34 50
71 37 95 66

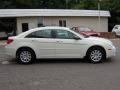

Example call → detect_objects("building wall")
17 17 38 34
16 16 108 34
43 16 108 32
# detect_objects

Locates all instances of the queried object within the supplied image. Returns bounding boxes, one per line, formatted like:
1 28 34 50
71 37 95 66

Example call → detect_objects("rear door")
25 29 56 58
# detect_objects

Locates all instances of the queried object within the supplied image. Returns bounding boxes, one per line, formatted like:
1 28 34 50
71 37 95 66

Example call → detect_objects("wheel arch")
86 45 106 58
16 46 36 58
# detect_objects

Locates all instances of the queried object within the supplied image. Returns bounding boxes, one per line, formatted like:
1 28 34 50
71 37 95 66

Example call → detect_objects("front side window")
56 30 76 39
26 30 52 38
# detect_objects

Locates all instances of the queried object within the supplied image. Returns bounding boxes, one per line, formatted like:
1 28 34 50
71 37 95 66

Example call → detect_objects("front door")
54 29 85 58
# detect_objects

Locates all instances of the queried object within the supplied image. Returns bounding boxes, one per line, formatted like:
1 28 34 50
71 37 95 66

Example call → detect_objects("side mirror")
74 36 80 40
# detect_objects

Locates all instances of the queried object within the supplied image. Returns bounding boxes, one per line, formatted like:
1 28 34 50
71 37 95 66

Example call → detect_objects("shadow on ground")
6 58 114 65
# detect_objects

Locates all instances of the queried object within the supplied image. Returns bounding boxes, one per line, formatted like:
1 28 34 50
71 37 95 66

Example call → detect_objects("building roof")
0 9 110 17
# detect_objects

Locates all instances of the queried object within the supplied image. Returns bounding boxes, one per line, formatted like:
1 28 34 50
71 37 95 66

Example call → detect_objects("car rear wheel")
16 48 35 64
86 47 106 63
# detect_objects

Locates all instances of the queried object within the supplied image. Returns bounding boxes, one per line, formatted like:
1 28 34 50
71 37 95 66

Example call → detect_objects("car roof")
29 26 70 31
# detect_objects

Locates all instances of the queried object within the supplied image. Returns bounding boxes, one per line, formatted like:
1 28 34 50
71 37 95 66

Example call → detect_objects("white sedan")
5 26 116 64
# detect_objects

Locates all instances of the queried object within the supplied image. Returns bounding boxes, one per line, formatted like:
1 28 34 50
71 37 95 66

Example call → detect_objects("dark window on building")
38 23 44 27
63 20 66 27
59 20 66 27
38 17 44 27
59 20 62 26
22 23 28 32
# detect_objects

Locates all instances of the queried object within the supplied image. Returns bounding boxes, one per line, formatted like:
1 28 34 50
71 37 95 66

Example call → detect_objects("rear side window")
26 30 52 38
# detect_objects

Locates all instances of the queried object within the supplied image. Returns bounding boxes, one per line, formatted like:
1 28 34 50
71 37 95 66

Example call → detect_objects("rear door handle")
31 40 35 42
31 39 38 42
56 41 63 43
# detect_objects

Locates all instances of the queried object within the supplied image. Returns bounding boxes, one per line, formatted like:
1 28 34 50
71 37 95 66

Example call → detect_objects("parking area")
0 39 120 90
110 38 120 48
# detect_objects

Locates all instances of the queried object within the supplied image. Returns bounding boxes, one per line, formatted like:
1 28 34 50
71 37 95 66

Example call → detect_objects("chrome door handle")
56 41 63 43
31 40 37 42
31 40 35 41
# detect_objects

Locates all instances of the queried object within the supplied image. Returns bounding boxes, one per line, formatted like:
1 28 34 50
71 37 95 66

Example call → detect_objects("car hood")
85 36 113 45
80 31 100 36
81 31 98 34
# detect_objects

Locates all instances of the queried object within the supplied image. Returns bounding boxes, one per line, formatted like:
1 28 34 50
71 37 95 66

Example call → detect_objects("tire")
16 48 35 64
86 47 106 63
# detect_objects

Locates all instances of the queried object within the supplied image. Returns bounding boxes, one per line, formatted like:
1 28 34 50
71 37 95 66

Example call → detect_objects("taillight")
7 39 13 44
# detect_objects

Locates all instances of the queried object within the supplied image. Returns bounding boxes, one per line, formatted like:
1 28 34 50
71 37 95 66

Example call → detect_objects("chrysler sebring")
5 26 116 64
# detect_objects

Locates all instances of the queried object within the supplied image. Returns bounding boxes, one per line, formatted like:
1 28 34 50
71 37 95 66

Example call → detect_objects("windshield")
71 29 90 38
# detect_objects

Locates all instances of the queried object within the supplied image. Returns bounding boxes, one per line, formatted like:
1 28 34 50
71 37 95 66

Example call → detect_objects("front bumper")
106 45 116 58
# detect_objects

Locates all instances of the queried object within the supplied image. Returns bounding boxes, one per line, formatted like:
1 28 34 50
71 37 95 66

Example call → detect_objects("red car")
72 27 100 37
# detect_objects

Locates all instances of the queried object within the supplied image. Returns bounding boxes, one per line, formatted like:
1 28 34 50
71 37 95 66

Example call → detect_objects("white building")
0 9 110 35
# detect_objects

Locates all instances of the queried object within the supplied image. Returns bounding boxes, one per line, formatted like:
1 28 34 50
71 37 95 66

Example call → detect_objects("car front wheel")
86 47 106 63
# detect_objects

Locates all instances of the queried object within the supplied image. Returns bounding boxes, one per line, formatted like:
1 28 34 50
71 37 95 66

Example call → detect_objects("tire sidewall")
16 49 35 64
87 47 105 63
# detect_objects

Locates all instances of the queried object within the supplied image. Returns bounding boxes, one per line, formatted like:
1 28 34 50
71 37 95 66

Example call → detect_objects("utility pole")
98 0 101 31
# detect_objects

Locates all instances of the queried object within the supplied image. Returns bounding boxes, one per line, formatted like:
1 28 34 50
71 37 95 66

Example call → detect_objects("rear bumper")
5 45 16 58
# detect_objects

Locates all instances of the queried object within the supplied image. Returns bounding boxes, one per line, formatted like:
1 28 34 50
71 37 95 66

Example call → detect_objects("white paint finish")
33 38 56 58
44 16 108 32
0 9 110 17
5 27 116 60
18 38 56 58
17 17 38 34
54 39 87 58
